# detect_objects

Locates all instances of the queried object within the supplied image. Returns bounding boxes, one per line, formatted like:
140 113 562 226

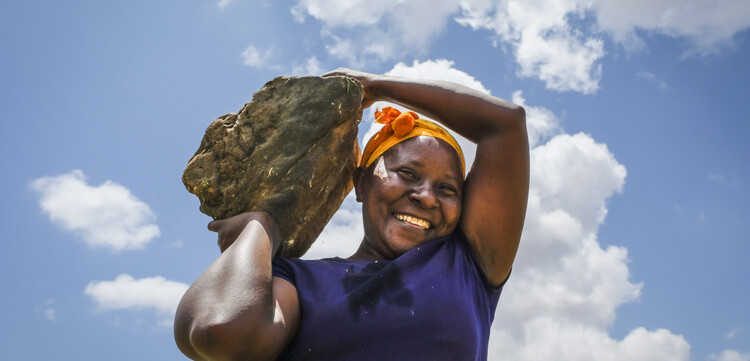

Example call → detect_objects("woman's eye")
440 185 458 196
398 169 417 180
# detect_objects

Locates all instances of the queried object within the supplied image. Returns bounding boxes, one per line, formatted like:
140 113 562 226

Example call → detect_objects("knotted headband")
360 106 466 176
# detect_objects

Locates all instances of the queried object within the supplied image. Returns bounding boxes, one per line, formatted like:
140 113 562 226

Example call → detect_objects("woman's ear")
353 167 367 202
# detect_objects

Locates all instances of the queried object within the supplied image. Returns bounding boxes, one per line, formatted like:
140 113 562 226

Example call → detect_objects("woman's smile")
393 213 432 229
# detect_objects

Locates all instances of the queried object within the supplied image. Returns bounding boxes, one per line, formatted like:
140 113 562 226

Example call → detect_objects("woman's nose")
410 183 438 208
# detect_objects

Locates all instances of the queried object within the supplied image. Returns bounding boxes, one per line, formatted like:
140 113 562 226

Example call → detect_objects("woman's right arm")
174 212 300 361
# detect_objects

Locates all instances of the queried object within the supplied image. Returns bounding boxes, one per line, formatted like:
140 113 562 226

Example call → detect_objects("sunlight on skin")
372 157 388 180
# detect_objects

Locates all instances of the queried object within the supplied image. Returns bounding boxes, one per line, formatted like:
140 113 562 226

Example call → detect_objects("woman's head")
353 108 465 259
359 107 465 176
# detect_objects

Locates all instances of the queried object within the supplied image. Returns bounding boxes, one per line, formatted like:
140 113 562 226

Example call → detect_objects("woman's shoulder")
272 255 367 283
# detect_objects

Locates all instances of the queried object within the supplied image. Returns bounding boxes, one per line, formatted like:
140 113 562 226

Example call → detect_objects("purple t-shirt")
272 231 504 360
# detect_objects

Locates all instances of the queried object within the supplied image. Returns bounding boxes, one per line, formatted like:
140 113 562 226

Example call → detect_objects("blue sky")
2 0 749 360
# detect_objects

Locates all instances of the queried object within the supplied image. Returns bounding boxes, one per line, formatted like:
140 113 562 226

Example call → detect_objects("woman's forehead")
382 137 463 178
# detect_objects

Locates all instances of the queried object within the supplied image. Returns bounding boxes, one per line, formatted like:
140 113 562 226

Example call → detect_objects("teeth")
395 213 430 229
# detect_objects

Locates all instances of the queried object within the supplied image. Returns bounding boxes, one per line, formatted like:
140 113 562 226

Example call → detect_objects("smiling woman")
174 68 530 361
353 133 464 260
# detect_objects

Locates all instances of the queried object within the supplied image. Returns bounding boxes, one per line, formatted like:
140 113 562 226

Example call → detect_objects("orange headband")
360 107 466 176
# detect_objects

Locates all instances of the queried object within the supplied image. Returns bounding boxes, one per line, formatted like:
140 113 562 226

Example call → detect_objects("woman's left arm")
324 69 530 287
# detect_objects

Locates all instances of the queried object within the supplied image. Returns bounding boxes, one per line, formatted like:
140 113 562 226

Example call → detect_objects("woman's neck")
347 238 389 261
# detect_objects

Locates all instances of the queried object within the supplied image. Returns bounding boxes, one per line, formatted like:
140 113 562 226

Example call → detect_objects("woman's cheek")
446 200 462 225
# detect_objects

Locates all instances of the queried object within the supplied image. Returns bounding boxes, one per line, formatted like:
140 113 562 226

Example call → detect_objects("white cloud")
486 128 690 361
292 0 750 93
293 0 461 63
168 240 185 248
530 133 626 232
456 0 604 94
84 274 189 327
321 30 370 68
240 45 277 69
638 71 669 89
44 308 56 322
217 0 232 9
710 350 750 361
386 59 491 94
303 192 363 259
725 327 741 340
291 0 392 27
30 170 160 251
293 0 461 47
592 0 750 55
511 91 562 148
291 56 324 76
457 0 750 91
486 87 690 360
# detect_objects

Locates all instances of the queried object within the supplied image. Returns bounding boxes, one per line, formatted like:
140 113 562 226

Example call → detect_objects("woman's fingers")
322 68 378 113
207 219 221 232
321 67 351 78
207 212 262 252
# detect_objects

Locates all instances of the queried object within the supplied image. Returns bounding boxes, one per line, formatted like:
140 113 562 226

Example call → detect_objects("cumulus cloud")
292 0 750 93
591 0 750 55
84 274 189 326
511 91 562 148
303 192 363 259
387 59 491 94
483 126 688 360
458 0 750 91
293 0 461 62
487 75 690 360
456 0 605 94
291 56 324 76
711 350 750 361
241 45 279 70
30 170 160 251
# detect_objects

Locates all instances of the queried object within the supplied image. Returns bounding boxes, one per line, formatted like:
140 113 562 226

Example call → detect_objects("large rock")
183 76 363 258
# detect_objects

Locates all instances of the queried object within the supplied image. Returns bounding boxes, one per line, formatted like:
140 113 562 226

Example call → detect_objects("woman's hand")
208 211 278 253
323 68 381 115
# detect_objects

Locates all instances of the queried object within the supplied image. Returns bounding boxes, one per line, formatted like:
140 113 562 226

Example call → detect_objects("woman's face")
355 136 464 259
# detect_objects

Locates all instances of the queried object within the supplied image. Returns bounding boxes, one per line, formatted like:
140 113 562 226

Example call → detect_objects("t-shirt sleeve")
272 257 296 286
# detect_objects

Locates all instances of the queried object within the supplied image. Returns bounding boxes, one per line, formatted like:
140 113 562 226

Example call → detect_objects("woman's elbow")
174 307 218 361
187 321 242 360
506 103 526 126
485 103 526 137
175 317 277 361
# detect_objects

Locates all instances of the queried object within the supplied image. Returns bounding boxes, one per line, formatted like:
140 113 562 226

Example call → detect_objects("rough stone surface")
183 76 362 258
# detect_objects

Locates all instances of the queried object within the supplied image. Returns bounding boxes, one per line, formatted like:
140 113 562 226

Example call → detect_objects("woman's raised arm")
174 212 300 361
324 69 530 288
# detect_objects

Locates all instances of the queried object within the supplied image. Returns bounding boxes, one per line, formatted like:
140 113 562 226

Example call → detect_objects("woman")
174 68 529 361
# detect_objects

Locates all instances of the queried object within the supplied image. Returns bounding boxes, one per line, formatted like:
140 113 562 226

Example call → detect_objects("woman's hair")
360 107 465 176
